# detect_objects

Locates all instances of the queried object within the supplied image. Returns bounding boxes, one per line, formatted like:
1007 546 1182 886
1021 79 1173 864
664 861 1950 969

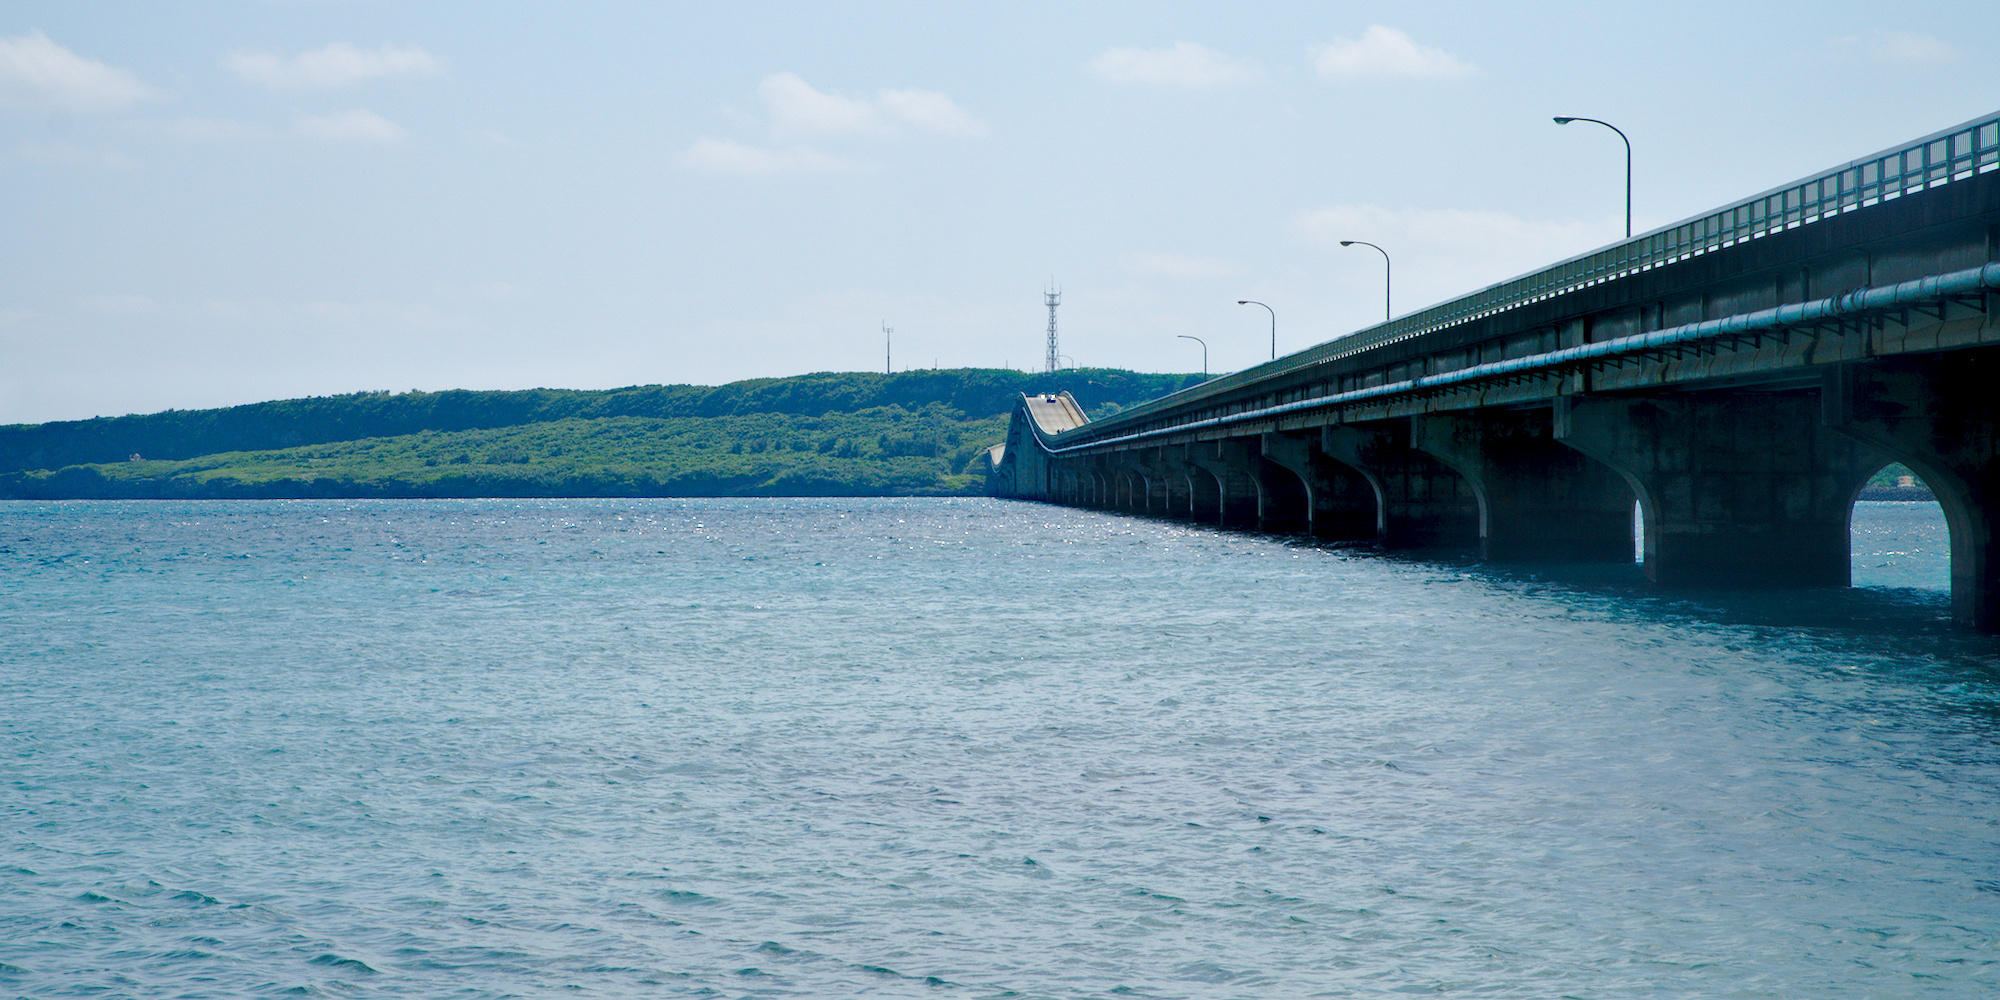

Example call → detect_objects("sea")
2 497 1996 999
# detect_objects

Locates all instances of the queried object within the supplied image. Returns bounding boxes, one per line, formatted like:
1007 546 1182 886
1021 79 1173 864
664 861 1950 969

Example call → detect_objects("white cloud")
1125 252 1241 280
225 42 442 90
757 72 987 139
1295 204 1604 294
296 109 405 143
1830 31 1957 63
0 30 158 112
761 72 885 139
690 74 984 175
1089 42 1261 87
877 87 988 136
1311 26 1474 82
679 137 860 175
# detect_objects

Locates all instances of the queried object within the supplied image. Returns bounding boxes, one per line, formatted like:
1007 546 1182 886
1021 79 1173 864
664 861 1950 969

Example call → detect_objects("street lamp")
1236 300 1275 360
1176 335 1207 378
1553 116 1632 239
1340 241 1391 322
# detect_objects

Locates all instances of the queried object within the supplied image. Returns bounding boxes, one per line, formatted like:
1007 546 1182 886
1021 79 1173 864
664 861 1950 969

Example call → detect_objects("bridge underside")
1016 358 2000 621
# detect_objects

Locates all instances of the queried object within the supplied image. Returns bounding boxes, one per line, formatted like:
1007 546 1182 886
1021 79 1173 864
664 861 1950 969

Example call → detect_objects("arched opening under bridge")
1849 462 1949 593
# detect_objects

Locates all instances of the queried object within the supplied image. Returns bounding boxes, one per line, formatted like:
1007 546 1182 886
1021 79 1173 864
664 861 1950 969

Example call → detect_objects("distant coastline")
1855 484 1938 502
0 369 1198 501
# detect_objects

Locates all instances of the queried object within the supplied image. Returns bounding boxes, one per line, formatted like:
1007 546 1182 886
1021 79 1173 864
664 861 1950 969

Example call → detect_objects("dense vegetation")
0 369 1200 499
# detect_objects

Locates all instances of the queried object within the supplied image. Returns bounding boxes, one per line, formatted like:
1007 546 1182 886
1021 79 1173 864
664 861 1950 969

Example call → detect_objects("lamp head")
1553 117 1575 125
1236 299 1249 305
1339 241 1355 246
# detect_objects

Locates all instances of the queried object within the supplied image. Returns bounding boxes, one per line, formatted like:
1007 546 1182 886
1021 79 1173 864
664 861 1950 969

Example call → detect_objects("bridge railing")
1079 110 2000 438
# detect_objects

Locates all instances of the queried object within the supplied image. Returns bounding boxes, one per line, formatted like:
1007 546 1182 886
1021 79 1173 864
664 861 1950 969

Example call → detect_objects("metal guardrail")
1077 110 2000 438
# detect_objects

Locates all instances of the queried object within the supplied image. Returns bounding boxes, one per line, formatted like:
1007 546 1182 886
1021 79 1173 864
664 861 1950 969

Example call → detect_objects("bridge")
993 110 2000 630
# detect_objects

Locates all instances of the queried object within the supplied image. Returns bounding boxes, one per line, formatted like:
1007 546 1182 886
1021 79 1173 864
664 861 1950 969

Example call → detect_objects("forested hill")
0 369 1198 500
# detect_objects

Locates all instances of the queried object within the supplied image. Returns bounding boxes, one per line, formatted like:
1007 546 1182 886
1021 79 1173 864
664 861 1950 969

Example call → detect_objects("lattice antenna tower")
1044 285 1061 373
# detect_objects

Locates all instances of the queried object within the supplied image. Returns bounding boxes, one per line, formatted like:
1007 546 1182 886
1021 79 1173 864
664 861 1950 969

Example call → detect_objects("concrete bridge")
993 111 2000 630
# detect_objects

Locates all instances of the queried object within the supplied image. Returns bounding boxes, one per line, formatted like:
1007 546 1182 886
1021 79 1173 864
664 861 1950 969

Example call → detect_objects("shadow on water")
1273 500 2000 688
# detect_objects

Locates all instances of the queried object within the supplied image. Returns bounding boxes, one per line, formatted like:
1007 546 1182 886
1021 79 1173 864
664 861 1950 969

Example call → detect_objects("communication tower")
1044 286 1061 373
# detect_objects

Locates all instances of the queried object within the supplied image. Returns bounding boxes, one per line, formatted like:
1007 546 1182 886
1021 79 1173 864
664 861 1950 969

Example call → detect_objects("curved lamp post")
1553 116 1632 238
1340 241 1391 322
1176 335 1207 378
1236 300 1275 360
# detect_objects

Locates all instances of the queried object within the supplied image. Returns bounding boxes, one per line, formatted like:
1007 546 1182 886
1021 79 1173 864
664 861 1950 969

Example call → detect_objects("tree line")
0 369 1200 499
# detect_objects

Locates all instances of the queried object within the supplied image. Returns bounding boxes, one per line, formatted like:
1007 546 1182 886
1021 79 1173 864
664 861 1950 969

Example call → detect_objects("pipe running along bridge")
993 111 2000 630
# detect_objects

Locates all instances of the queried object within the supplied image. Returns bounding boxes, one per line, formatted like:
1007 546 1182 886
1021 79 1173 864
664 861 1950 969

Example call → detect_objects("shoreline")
1855 485 1937 502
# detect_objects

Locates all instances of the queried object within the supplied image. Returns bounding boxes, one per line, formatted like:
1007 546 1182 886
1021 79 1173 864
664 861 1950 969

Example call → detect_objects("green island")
0 369 1199 500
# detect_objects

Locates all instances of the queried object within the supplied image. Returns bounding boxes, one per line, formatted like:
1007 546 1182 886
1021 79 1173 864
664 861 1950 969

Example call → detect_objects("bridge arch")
1255 452 1312 534
1187 463 1223 524
1321 423 1479 551
1114 467 1143 511
1847 461 1951 592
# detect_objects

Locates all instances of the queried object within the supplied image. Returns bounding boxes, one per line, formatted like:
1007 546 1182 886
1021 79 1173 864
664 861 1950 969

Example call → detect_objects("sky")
3 2 1996 425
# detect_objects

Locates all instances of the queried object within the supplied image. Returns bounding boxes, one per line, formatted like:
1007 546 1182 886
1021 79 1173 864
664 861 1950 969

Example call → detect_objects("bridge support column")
1185 440 1261 528
1826 355 2000 630
1098 462 1120 508
1163 452 1195 518
1083 461 1109 508
1322 422 1479 550
1556 391 1880 587
1245 436 1310 534
1137 449 1193 519
1051 461 1079 505
1412 410 1636 562
1173 445 1224 524
1113 462 1143 511
1261 431 1377 540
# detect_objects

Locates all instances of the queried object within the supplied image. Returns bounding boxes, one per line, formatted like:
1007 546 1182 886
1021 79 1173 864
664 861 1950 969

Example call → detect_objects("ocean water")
2 497 1996 998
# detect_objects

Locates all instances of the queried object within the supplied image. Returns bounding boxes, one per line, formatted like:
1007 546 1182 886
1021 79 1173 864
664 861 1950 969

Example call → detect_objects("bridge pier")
1047 462 1071 505
1176 446 1224 524
1261 431 1378 540
1826 354 2000 629
1412 411 1636 562
1321 423 1479 550
1185 441 1261 528
1556 391 1880 587
1247 437 1311 535
1141 448 1195 519
1145 465 1171 514
1166 460 1195 518
1084 462 1109 508
1115 466 1143 511
1065 464 1089 507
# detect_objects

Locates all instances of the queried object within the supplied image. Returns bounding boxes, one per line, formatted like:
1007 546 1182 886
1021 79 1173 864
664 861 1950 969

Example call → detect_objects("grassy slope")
0 369 1196 499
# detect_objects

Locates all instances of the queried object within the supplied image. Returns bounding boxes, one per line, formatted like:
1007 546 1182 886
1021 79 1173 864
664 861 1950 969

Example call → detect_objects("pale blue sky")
3 2 1995 423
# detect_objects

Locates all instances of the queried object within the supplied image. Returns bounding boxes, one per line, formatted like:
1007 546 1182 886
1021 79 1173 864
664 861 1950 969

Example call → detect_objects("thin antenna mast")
883 322 892 374
1044 285 1061 373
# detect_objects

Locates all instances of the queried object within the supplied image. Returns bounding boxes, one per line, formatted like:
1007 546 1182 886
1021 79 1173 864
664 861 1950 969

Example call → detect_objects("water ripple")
1 498 1997 997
